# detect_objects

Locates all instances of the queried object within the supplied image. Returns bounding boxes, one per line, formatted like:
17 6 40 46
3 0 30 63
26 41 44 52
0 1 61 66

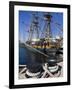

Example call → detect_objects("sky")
19 11 63 43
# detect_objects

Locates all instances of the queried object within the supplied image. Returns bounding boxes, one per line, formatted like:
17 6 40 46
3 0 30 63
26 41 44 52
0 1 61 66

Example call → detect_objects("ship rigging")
22 12 63 49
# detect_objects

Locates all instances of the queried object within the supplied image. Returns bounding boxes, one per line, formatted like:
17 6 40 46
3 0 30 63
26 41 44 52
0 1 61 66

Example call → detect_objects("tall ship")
25 13 63 48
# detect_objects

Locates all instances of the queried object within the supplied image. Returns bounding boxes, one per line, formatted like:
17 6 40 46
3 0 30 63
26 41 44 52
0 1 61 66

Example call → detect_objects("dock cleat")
47 55 57 66
47 58 62 76
25 63 44 78
48 65 62 75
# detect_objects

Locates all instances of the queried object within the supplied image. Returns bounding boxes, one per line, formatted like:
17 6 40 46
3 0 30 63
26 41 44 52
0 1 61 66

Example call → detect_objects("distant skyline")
19 11 63 43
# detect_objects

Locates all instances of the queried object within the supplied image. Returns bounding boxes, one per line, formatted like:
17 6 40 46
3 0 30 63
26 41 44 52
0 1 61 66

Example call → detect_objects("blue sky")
19 11 63 42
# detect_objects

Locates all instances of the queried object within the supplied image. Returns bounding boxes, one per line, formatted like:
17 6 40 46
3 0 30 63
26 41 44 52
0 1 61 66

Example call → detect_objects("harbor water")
19 46 48 65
